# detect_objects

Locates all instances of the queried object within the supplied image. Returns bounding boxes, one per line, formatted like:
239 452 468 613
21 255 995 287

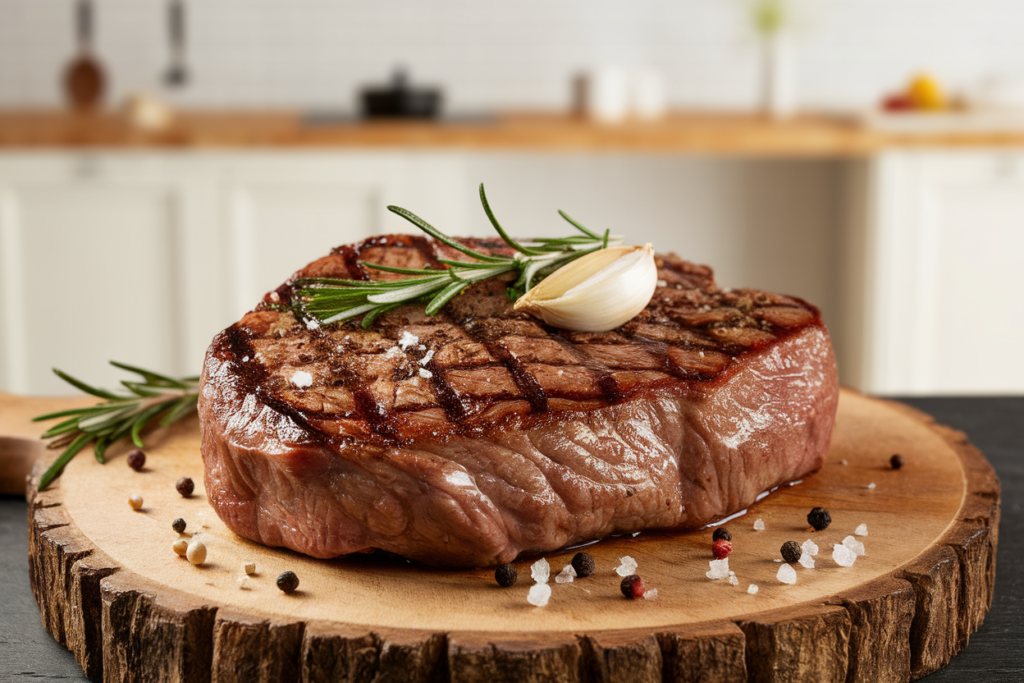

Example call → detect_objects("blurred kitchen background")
1 0 1023 396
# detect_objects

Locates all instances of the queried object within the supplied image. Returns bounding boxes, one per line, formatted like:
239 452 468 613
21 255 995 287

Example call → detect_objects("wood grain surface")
2 388 1000 682
4 110 1024 155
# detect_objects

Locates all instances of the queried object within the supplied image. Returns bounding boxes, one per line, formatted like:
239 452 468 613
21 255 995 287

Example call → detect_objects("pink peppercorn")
712 539 733 560
620 574 645 599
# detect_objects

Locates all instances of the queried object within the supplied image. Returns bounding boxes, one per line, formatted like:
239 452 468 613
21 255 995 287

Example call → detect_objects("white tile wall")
1 0 1022 113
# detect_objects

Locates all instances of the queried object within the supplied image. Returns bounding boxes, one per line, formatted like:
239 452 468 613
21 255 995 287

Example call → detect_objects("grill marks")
229 236 823 445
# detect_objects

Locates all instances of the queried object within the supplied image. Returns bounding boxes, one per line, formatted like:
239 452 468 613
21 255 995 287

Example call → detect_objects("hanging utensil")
164 0 188 87
63 0 106 109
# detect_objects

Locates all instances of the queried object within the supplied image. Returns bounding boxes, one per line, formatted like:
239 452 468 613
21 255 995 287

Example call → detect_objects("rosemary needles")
291 183 620 328
33 362 200 491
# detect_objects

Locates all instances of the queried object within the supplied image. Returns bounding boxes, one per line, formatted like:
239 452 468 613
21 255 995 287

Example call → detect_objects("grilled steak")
199 234 839 567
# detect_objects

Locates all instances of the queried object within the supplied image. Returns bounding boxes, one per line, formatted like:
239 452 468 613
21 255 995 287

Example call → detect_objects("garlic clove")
514 243 657 332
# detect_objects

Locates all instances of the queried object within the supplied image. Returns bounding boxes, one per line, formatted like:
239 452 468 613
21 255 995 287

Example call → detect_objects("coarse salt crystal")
384 347 403 359
747 584 759 595
555 565 577 584
855 523 868 537
418 344 426 351
753 518 765 531
290 370 313 389
801 539 819 557
843 535 866 556
531 558 550 583
419 368 433 379
527 583 552 607
269 291 280 303
706 558 730 580
305 318 320 331
729 574 739 586
644 588 658 600
615 556 638 577
777 564 797 584
868 482 877 490
419 349 435 366
657 279 667 287
699 351 705 357
242 355 249 362
398 331 419 350
833 543 857 567
798 553 816 569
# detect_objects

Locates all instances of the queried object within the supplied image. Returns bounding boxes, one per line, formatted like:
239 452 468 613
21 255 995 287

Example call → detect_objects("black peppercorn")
890 454 905 470
571 552 595 578
781 540 802 563
176 477 195 498
494 563 517 587
712 527 732 542
126 449 146 471
807 507 831 531
620 574 645 599
276 571 299 594
172 518 186 534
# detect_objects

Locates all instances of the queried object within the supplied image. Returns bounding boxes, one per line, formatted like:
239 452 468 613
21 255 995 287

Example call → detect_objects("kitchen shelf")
4 110 1024 155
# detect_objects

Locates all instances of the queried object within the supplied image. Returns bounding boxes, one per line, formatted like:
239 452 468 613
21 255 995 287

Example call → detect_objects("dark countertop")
2 397 1021 681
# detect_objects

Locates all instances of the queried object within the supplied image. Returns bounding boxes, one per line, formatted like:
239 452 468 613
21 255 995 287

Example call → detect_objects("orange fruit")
907 74 946 111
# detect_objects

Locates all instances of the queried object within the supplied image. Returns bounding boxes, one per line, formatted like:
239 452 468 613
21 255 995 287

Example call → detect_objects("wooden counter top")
3 110 1024 155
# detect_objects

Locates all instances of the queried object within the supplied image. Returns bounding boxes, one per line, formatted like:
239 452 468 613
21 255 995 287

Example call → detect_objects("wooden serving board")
1 389 999 683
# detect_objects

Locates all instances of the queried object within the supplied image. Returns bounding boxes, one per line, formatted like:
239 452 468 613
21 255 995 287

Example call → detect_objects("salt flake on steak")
398 330 419 350
290 371 313 389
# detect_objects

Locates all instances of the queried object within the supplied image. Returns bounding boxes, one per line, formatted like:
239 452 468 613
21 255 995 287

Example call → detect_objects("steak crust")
199 234 839 567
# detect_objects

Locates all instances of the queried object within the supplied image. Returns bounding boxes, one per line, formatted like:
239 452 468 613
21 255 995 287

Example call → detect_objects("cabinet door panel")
928 185 1024 392
0 185 179 395
225 183 377 316
856 152 1024 394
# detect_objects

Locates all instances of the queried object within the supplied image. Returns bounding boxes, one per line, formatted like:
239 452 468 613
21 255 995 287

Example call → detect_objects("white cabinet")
0 152 467 395
0 155 221 395
2 149 1019 396
845 152 1024 395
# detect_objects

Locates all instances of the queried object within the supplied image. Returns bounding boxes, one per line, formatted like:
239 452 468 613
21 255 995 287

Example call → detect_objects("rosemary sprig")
292 183 621 327
33 362 200 491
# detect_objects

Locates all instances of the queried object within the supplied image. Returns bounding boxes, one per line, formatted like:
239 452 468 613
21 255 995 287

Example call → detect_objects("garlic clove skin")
514 243 658 332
